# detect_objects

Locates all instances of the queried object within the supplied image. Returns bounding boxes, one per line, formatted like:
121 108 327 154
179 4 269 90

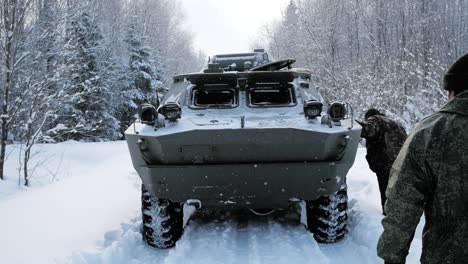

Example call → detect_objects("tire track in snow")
66 209 335 264
63 148 422 264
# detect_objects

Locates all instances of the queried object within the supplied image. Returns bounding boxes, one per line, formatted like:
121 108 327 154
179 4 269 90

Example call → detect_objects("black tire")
141 185 183 249
306 186 348 243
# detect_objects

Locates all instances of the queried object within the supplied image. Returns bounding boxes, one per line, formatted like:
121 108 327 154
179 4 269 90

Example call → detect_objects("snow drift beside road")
0 142 423 264
0 142 140 264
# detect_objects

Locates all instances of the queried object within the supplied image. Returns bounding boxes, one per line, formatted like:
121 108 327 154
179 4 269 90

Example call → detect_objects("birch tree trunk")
0 0 29 180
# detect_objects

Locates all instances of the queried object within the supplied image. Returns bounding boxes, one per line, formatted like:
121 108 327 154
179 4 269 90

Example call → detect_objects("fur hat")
365 108 382 120
444 53 468 94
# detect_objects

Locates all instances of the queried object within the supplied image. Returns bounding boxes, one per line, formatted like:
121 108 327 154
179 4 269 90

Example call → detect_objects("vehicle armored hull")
125 54 362 247
126 117 360 208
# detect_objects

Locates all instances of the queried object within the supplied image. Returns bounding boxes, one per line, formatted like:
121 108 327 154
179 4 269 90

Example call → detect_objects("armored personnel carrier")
125 51 362 249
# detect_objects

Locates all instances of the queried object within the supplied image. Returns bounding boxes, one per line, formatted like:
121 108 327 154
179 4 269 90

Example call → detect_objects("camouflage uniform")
361 114 407 211
377 90 468 264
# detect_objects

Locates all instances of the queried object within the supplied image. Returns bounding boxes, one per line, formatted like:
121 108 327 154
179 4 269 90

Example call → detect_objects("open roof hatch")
250 59 296 72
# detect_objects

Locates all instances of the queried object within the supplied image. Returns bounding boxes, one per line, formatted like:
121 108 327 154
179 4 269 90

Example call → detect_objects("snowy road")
0 142 423 264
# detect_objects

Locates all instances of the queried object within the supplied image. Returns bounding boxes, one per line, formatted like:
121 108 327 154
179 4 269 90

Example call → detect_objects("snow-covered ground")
0 141 423 264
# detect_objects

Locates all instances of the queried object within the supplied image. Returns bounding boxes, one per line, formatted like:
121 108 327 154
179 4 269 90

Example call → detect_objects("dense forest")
257 0 468 129
0 0 204 182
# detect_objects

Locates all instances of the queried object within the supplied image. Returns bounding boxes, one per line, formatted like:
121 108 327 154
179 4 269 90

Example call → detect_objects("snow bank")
0 141 140 264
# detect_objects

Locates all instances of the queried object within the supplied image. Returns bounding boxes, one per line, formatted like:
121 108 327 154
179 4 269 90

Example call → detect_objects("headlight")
139 103 157 125
328 102 346 122
304 100 323 119
159 103 181 122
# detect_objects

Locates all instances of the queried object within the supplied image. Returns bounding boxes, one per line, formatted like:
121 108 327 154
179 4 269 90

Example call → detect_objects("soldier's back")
377 115 407 161
411 91 468 263
365 115 407 171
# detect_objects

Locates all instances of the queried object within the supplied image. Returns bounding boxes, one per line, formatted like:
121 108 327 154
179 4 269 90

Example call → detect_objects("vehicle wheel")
306 186 348 243
141 185 183 249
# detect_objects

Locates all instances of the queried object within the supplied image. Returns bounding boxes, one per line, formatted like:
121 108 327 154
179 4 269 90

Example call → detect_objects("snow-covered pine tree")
117 21 162 135
51 11 119 142
271 0 301 63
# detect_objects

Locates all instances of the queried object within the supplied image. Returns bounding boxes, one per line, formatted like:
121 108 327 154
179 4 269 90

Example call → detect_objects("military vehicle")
125 50 362 249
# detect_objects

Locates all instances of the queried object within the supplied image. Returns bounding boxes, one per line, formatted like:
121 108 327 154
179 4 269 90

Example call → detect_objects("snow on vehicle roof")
129 107 358 137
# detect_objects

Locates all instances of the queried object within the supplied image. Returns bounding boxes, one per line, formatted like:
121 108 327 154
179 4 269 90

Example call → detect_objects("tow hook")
249 208 276 216
186 199 202 209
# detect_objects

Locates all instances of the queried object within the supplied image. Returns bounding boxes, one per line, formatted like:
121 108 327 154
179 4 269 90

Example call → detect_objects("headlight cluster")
328 102 346 122
139 103 157 125
304 100 323 119
158 103 181 122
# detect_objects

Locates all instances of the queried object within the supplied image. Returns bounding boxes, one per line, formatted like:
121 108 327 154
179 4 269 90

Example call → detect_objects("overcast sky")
180 0 290 56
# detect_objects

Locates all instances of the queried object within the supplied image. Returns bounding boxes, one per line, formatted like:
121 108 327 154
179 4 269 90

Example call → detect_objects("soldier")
378 53 468 264
357 109 407 213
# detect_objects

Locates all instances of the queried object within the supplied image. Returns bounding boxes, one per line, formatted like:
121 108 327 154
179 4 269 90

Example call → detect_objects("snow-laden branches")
260 0 466 129
0 0 203 182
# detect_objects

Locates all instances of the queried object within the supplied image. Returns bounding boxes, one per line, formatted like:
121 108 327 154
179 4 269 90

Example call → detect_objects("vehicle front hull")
135 161 351 209
126 126 361 209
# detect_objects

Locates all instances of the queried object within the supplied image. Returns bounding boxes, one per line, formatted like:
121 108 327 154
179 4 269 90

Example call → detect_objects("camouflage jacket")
377 90 468 264
361 114 407 173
